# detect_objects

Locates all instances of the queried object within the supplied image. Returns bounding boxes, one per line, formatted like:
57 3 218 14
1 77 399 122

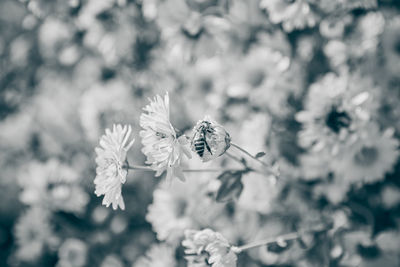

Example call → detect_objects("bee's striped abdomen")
194 137 206 157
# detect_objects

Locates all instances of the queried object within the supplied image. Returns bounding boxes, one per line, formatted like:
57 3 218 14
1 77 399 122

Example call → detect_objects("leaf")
215 171 244 203
255 152 266 158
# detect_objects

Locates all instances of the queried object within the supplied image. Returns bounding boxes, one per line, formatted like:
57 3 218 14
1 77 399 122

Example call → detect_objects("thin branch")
231 143 270 168
123 165 245 173
183 168 244 173
230 143 280 177
123 165 153 171
231 224 330 253
225 151 246 165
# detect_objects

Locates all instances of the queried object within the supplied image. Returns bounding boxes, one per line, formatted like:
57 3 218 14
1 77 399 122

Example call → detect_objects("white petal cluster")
140 93 191 182
94 124 135 210
183 228 237 267
133 244 177 267
15 207 54 262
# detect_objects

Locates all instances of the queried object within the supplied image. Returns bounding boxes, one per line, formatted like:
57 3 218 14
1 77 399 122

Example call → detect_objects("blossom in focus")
94 124 135 210
140 93 191 182
56 238 88 267
182 228 237 267
133 243 177 267
14 206 55 262
191 116 231 162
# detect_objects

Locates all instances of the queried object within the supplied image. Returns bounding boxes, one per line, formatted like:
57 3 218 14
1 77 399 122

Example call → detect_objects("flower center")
27 229 39 241
67 249 80 263
200 78 213 92
247 69 266 88
325 107 351 133
181 17 204 40
353 146 378 166
176 199 188 217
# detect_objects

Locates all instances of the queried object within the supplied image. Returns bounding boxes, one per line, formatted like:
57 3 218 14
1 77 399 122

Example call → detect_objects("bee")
192 121 215 158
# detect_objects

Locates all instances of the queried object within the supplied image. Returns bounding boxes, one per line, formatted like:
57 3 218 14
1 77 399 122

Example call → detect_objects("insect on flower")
191 116 231 162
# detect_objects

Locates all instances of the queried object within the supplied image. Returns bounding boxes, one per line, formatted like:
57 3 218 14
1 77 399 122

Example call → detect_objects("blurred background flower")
1 0 400 266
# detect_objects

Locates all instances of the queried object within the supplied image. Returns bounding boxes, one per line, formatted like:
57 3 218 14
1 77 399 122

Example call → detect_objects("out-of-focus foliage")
1 0 400 266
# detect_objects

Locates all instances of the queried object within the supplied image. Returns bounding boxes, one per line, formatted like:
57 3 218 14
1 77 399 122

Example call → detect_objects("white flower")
79 80 136 143
15 207 54 262
140 93 191 182
260 0 319 32
331 124 399 184
94 124 135 210
133 244 177 267
146 174 221 244
57 238 88 267
18 159 89 214
100 254 124 267
183 228 237 267
238 172 279 214
295 71 382 180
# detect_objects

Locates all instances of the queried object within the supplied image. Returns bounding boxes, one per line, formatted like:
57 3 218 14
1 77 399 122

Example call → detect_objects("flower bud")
191 116 231 162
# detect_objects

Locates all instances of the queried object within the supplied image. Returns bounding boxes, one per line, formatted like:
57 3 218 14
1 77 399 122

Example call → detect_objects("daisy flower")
18 159 89 214
295 71 381 180
382 16 400 78
79 80 137 143
56 238 88 267
146 173 222 244
140 93 191 182
260 0 319 32
15 206 55 262
94 124 135 210
224 46 301 118
317 0 377 13
149 0 231 62
182 228 237 267
133 244 177 267
331 124 399 184
237 172 280 215
100 254 124 267
296 71 380 149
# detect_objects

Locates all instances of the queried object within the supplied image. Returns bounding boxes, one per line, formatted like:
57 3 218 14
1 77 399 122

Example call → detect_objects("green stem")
183 169 242 173
231 224 329 253
231 143 270 168
123 165 244 173
124 164 153 171
230 143 279 176
226 151 245 165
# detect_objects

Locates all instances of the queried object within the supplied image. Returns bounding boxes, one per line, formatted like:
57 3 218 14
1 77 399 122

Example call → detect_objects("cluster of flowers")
1 0 400 266
94 93 232 210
